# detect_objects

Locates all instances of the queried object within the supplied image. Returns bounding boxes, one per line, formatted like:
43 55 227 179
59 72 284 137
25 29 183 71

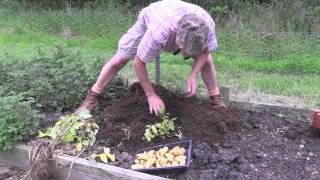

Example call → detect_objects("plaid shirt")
137 0 218 63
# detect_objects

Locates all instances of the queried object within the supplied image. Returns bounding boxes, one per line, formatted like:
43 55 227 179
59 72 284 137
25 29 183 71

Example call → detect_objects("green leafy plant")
144 108 180 142
0 93 42 150
0 43 104 112
39 110 99 152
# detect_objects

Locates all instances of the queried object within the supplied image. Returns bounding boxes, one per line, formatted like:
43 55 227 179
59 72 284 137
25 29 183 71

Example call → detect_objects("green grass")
0 6 319 108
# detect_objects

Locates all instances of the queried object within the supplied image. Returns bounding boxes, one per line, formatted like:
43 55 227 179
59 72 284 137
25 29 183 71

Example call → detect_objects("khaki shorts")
116 9 147 60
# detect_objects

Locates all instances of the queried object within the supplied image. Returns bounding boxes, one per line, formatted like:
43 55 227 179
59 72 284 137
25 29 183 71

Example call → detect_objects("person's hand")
185 74 197 97
147 94 165 116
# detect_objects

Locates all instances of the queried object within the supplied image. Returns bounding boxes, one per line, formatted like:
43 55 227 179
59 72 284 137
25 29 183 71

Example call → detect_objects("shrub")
1 43 104 112
0 94 42 150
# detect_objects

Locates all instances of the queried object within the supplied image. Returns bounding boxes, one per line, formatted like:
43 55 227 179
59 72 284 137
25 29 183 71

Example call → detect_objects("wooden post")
155 55 160 85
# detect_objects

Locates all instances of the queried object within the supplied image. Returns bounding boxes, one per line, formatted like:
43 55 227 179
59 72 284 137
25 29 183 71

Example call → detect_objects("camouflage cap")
176 14 209 58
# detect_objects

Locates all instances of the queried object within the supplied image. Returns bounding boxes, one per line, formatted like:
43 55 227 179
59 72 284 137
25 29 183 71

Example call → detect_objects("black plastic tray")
133 139 192 172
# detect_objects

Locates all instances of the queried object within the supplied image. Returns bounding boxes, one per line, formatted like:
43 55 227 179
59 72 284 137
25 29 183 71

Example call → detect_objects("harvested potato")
165 153 174 162
167 156 174 162
136 153 148 160
151 157 157 164
170 146 186 156
147 150 155 158
156 151 161 159
139 160 145 165
131 164 144 169
172 161 179 166
163 146 169 153
178 147 186 156
169 146 178 154
158 149 165 157
179 159 186 166
175 155 186 163
145 159 155 168
158 157 168 166
133 145 188 169
156 161 162 168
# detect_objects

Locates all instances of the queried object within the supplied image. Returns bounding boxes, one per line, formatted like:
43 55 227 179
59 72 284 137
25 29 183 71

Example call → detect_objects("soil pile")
93 83 320 179
95 82 240 152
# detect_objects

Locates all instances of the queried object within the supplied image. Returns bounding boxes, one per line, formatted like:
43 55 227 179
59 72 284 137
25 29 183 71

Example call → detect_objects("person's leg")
201 54 226 107
75 8 147 113
75 55 129 113
91 55 129 94
201 54 219 95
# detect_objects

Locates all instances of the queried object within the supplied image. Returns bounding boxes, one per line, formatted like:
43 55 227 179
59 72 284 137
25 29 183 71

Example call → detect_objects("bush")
1 43 104 112
0 94 42 150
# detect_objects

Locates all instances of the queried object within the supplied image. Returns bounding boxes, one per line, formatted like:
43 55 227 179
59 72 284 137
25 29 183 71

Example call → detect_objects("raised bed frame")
0 86 313 180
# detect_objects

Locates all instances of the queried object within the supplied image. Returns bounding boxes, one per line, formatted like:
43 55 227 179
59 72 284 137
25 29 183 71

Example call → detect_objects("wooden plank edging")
0 144 169 180
229 101 313 123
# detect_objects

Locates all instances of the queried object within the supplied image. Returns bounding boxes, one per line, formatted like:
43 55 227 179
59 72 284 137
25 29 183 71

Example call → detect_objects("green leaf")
106 153 116 162
99 154 109 164
38 130 50 138
61 132 75 142
151 125 158 135
77 110 92 119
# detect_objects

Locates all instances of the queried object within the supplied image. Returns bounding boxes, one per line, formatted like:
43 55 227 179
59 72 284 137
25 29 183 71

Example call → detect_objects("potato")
156 161 162 168
169 146 179 154
179 159 186 166
175 155 187 163
167 156 174 162
134 159 140 164
156 151 161 159
151 157 157 163
136 154 148 160
147 150 155 158
158 148 165 157
172 161 179 166
165 153 174 162
131 164 144 169
145 159 155 168
177 147 186 156
163 146 169 153
139 160 145 165
170 146 185 156
166 162 172 167
158 157 168 166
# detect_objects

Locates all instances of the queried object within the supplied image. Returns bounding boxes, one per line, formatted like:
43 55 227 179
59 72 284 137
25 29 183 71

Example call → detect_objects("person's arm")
133 55 164 116
185 49 210 97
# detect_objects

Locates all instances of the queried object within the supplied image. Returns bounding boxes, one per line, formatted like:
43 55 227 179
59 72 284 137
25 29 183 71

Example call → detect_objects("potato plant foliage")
39 110 99 152
144 108 180 142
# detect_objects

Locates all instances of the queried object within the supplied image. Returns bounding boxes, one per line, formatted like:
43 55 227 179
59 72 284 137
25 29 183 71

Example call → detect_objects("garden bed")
1 83 320 179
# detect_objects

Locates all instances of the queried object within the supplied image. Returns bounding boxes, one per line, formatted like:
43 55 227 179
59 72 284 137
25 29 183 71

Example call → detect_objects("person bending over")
76 0 226 116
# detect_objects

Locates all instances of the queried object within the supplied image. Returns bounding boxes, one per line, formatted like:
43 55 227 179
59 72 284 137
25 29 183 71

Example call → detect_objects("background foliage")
0 94 42 150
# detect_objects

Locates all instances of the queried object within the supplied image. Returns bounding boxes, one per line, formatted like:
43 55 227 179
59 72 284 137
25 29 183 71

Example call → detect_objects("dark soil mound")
92 83 320 179
95 82 240 152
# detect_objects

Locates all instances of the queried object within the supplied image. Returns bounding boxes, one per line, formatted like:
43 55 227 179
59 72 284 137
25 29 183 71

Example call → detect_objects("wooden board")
229 101 313 123
0 145 169 180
